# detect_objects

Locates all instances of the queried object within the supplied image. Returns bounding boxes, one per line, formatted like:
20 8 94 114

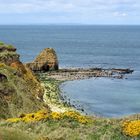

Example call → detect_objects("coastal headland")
0 42 140 140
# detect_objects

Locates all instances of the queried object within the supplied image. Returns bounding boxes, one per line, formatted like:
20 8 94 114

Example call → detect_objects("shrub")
6 110 92 124
122 120 140 137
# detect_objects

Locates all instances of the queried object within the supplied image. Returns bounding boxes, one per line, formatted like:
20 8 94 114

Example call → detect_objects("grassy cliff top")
0 41 15 50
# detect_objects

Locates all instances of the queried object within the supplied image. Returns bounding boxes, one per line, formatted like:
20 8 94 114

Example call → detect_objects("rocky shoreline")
37 67 134 81
36 67 134 116
40 79 76 113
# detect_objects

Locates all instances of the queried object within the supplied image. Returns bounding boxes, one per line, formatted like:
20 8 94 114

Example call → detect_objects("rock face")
26 48 59 71
0 42 45 119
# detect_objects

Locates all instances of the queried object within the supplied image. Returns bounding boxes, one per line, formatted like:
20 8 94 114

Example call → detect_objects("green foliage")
7 44 14 48
0 41 14 49
0 41 4 45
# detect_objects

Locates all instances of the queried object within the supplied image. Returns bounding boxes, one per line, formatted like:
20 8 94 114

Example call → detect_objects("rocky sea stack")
0 42 45 119
26 48 59 72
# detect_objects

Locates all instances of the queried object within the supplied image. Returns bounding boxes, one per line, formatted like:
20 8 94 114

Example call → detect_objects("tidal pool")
60 73 140 117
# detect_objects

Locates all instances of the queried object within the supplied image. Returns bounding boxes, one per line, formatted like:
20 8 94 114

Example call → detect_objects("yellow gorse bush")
50 112 62 120
62 111 90 123
122 120 140 137
6 118 21 123
6 110 91 124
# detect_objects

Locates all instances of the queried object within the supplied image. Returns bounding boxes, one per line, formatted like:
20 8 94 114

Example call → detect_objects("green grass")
0 41 4 45
0 64 45 119
0 127 39 140
0 117 135 140
0 41 14 49
7 44 14 48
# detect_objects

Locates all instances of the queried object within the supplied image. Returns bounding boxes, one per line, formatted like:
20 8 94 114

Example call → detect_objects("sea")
0 25 140 117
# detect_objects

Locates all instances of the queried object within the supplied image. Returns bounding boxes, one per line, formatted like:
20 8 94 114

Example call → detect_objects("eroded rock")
26 48 59 71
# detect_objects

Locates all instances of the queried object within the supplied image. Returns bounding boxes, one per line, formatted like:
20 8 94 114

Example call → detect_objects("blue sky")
0 0 140 25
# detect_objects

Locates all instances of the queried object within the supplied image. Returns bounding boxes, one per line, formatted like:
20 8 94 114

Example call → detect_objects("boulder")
26 48 59 71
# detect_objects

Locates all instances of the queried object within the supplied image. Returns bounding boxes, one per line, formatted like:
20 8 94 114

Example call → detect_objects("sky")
0 0 140 25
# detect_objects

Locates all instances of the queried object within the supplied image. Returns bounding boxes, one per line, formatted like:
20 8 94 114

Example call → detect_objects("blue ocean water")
0 25 140 117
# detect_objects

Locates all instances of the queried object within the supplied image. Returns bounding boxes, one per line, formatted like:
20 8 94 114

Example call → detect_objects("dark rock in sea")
111 68 134 74
25 48 59 72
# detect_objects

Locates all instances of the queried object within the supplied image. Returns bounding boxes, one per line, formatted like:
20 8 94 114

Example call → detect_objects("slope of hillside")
0 42 46 119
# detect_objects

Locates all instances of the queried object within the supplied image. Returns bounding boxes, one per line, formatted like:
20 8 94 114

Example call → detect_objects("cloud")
0 0 139 13
0 0 75 13
113 12 127 17
0 0 140 24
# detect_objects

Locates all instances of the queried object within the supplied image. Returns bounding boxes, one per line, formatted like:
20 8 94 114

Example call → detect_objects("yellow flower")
36 110 49 115
51 112 61 120
6 110 92 124
77 116 89 124
63 111 79 119
6 118 21 123
122 120 140 137
62 111 91 124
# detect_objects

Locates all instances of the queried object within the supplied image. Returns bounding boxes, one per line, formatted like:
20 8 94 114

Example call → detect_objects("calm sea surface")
0 25 140 117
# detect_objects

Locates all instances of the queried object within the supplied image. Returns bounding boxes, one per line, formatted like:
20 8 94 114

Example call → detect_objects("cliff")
0 43 19 66
0 42 46 119
26 48 59 71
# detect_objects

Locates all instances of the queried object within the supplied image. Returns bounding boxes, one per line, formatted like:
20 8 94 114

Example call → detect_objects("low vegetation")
6 110 91 124
0 41 4 45
0 41 14 48
2 113 140 140
122 120 140 137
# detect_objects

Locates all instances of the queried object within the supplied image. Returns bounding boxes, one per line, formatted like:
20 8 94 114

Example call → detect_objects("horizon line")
0 23 140 26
